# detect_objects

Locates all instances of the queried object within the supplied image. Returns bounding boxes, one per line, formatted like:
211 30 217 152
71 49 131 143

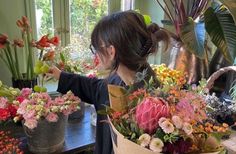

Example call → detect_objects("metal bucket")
68 101 85 120
23 114 68 154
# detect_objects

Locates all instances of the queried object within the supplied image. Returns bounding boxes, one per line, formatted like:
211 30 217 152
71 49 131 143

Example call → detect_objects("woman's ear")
107 45 116 61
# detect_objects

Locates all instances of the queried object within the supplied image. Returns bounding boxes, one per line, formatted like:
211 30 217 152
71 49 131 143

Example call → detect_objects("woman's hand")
48 66 61 80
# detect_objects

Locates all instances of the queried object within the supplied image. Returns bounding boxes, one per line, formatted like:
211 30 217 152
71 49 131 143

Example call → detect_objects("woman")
49 10 169 154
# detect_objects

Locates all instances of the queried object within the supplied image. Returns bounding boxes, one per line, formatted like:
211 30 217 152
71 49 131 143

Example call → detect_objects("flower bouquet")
0 80 81 153
106 64 230 154
54 44 99 78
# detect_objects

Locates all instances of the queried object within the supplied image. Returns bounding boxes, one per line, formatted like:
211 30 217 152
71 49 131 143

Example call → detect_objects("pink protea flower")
46 112 58 122
135 97 169 134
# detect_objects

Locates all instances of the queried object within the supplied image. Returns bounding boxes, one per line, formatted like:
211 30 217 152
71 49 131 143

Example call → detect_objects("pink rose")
0 97 8 108
46 112 58 122
21 88 32 97
24 118 38 129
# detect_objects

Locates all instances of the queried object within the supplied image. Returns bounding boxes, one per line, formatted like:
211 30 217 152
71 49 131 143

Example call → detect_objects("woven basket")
206 66 236 90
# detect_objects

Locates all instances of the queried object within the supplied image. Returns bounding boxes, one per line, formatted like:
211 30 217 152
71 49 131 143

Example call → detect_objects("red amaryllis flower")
22 16 30 27
35 35 50 48
48 36 59 46
0 108 11 121
43 50 55 61
0 34 8 49
13 39 24 47
16 20 24 28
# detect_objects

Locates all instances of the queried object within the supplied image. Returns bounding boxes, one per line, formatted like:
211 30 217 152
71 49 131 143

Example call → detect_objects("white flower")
138 133 151 147
160 120 175 134
182 122 193 135
172 115 183 129
149 138 164 152
158 117 167 126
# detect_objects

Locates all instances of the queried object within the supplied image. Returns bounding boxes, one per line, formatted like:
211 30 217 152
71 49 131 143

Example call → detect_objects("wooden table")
0 105 96 154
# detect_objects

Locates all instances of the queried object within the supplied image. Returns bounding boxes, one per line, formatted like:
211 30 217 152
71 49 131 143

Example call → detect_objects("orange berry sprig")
197 122 229 133
0 131 23 154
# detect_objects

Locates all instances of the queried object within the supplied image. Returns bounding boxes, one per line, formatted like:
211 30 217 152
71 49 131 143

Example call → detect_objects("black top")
57 72 124 154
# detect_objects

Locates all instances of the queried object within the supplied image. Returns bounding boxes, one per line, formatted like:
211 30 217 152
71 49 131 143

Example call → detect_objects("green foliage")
204 7 236 63
230 80 236 101
180 18 206 59
35 0 53 36
220 0 236 25
113 118 144 142
70 0 108 52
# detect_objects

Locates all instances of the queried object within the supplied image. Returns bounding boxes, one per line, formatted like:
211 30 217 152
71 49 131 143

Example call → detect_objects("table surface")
0 105 96 154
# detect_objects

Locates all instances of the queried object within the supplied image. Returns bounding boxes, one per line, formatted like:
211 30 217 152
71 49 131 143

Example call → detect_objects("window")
35 0 54 38
34 0 109 92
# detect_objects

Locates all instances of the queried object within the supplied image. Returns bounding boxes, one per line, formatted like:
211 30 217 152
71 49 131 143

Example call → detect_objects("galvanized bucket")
23 114 68 154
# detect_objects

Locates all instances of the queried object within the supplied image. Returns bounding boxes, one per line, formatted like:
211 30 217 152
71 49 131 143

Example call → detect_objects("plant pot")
22 114 68 154
166 39 209 84
12 78 37 89
68 101 85 120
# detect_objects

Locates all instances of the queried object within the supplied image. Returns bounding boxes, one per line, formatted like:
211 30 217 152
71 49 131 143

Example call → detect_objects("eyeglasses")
89 44 109 55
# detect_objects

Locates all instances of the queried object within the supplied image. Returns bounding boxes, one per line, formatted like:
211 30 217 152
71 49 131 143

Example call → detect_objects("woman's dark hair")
91 10 169 72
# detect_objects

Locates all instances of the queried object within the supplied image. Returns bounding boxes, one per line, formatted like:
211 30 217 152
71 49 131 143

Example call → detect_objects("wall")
0 0 27 86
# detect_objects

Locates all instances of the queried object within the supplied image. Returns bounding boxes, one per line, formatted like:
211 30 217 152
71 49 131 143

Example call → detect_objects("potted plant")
155 0 236 84
0 16 59 89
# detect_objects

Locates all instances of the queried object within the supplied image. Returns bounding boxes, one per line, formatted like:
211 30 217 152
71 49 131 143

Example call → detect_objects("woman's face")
94 45 116 71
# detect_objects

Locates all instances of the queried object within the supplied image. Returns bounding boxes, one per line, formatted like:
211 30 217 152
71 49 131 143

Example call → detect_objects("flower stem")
14 46 22 79
26 28 34 80
5 46 17 79
39 49 44 61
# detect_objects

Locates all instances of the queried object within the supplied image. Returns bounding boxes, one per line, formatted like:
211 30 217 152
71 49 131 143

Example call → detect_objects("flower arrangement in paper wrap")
106 64 230 154
0 16 59 83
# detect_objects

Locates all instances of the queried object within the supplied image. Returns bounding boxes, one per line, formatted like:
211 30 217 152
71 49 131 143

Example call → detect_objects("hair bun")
147 23 160 34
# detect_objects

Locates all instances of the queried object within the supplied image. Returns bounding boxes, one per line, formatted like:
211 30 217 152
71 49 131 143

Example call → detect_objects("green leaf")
204 7 236 63
143 15 152 25
180 18 206 59
220 0 236 25
60 53 65 62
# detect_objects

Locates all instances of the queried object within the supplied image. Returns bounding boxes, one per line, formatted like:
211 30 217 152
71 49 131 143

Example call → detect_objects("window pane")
70 0 108 53
35 0 54 38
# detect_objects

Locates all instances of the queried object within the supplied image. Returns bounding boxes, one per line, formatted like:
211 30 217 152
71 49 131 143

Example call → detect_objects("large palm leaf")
180 18 206 58
204 7 236 63
220 0 236 24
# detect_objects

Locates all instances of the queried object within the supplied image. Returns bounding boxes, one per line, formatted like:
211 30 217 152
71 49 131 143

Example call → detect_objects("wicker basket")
206 66 236 90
